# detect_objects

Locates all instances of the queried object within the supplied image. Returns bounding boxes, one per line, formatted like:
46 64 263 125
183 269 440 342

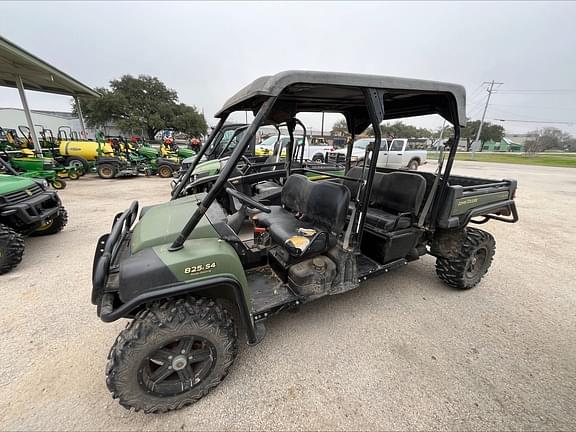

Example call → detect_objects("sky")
1 1 575 135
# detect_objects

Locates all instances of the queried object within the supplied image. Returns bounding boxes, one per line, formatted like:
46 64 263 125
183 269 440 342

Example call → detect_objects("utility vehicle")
92 71 518 413
0 158 68 274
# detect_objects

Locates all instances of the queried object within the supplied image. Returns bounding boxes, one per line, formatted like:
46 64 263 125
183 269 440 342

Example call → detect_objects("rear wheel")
312 154 324 163
97 163 117 179
31 207 68 236
408 159 419 170
106 297 238 413
0 224 24 275
435 227 495 289
158 164 174 178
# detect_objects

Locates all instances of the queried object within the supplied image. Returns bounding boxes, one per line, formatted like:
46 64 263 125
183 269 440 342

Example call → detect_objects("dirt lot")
1 161 575 431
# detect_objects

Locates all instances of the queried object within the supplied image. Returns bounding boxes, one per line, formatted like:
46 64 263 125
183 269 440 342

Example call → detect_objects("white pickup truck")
377 138 427 170
328 137 427 170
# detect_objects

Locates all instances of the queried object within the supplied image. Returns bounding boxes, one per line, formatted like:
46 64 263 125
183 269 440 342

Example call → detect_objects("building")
0 107 122 140
482 137 524 152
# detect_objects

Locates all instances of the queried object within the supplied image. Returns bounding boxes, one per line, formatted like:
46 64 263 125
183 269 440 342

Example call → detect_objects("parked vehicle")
377 138 427 170
0 158 68 274
256 135 333 162
92 71 518 413
328 137 427 170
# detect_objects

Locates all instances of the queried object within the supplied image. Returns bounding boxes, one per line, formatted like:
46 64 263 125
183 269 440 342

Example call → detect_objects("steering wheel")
238 155 252 175
225 187 271 213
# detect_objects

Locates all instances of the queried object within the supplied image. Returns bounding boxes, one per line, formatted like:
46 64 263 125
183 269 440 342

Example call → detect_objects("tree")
73 75 207 139
331 118 349 136
460 120 504 150
365 121 433 138
523 128 576 154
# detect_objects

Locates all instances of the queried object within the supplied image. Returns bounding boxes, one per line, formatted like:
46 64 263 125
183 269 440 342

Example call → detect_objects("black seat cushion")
252 206 293 228
364 208 411 231
254 174 350 257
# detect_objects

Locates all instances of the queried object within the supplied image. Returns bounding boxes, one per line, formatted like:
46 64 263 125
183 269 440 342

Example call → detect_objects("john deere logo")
25 189 33 196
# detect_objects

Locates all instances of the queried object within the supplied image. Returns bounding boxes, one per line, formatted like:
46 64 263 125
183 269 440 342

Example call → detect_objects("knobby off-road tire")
435 227 496 289
31 207 68 236
0 224 25 275
106 297 238 413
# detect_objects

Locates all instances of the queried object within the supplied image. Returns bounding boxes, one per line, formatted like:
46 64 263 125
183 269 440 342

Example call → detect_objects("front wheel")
0 224 24 275
31 207 68 236
51 178 66 189
435 227 496 289
106 297 238 413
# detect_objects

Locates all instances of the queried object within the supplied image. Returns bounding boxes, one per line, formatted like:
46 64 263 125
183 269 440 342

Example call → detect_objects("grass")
426 152 576 168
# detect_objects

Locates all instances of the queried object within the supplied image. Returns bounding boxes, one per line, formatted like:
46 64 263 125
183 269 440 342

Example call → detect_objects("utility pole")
473 80 503 153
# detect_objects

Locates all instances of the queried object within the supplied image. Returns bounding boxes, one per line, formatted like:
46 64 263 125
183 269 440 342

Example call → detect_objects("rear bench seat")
343 167 426 231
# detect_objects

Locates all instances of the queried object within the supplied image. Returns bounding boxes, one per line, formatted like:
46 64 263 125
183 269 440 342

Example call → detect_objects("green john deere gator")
0 158 68 274
92 71 518 413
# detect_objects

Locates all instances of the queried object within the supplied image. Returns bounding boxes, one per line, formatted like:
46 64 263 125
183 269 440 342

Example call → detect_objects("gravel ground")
1 161 575 431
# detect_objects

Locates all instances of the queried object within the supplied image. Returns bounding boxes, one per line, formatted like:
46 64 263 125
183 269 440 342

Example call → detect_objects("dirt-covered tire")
435 227 496 289
157 164 174 178
0 224 24 275
65 156 89 176
106 297 238 413
97 163 117 179
408 159 419 170
31 207 68 236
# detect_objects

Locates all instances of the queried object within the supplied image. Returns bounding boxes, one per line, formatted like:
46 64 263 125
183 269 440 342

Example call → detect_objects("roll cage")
170 70 465 252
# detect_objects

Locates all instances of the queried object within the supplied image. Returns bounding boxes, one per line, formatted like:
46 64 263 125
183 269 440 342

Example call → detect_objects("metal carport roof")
0 35 99 97
0 35 99 153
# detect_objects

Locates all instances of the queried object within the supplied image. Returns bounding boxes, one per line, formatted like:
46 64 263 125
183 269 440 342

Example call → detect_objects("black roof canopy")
215 70 466 134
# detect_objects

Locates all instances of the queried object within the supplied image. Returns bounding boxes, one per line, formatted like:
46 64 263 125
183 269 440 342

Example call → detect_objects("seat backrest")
371 171 426 214
342 166 365 198
282 174 351 234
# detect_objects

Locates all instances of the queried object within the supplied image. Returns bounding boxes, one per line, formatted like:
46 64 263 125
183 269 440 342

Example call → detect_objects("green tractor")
0 157 68 274
92 71 518 413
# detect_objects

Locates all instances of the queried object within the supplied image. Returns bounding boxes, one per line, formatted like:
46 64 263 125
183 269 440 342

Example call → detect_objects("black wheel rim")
465 248 487 279
139 336 216 397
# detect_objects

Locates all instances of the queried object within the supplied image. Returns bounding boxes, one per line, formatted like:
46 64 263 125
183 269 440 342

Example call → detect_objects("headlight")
42 180 49 189
350 156 359 161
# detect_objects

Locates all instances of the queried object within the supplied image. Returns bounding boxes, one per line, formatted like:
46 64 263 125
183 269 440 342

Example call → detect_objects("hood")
131 195 218 254
0 174 40 194
192 158 224 176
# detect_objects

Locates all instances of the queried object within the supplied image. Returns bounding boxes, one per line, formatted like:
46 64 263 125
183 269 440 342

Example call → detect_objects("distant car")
328 137 427 170
255 135 333 162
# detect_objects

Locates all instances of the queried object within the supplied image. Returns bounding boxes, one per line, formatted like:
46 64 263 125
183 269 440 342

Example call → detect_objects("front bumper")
0 190 61 228
92 201 139 315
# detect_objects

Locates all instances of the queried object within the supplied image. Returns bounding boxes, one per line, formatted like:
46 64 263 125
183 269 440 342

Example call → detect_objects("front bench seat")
253 174 350 258
343 167 426 232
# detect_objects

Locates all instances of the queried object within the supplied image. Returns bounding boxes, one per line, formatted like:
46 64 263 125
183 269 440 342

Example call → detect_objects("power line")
492 118 575 125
